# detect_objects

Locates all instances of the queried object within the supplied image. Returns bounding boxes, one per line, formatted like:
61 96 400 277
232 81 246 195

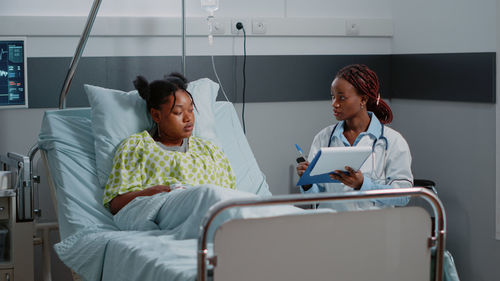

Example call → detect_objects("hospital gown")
103 130 236 207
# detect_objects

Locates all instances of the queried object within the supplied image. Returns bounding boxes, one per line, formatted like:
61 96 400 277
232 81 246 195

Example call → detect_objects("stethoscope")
328 122 388 179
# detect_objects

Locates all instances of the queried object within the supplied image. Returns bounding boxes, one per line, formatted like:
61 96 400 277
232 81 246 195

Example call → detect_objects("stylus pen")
295 144 314 198
294 144 306 163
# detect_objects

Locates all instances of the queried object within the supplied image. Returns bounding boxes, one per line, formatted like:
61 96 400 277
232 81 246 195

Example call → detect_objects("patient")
104 73 236 215
104 73 303 239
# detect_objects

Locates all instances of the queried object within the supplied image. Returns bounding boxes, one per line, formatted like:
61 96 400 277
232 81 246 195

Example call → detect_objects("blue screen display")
0 39 27 108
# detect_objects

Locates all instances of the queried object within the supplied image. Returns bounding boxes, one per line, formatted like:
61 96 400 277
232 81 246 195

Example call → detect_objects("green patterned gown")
103 130 236 207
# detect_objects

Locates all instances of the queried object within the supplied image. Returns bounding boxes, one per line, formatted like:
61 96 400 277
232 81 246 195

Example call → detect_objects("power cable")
236 22 247 134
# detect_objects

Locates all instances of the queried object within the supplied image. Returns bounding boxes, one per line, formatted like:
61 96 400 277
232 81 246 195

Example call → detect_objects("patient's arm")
109 185 172 215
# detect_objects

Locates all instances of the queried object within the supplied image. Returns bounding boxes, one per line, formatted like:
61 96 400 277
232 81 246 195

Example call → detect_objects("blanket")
55 185 302 281
55 185 460 281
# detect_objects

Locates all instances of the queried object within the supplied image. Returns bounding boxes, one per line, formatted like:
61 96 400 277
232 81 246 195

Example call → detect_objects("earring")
157 124 161 138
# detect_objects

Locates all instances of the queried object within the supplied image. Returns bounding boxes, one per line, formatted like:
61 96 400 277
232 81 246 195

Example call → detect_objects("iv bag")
202 0 218 45
201 0 219 15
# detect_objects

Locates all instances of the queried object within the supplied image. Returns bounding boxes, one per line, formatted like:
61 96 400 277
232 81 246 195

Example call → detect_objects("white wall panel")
0 0 285 17
286 0 391 18
390 0 499 280
25 36 392 57
391 0 496 53
1 0 390 18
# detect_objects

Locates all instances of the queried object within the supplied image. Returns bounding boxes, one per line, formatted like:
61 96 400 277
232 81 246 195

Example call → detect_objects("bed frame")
199 188 445 281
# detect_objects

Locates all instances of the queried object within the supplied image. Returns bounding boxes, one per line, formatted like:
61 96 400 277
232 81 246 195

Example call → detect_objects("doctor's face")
330 78 367 121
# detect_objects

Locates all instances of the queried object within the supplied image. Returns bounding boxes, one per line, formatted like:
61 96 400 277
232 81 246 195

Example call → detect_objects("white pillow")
85 78 220 188
188 78 219 145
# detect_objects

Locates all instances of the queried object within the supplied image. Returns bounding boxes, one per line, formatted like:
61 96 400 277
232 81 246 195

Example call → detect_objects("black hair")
133 72 196 139
133 72 195 113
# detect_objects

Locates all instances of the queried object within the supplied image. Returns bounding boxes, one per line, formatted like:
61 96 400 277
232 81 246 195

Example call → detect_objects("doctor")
296 64 413 211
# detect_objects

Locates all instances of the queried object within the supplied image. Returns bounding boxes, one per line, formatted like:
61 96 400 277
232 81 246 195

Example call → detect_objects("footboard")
199 188 445 281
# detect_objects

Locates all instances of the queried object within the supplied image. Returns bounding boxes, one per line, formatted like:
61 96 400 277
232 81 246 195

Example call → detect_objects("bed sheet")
37 102 274 280
101 232 199 281
101 187 304 281
38 102 271 240
214 102 271 197
38 108 117 240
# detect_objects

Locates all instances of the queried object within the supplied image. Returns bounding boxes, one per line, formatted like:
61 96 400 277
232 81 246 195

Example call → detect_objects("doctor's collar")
331 112 383 143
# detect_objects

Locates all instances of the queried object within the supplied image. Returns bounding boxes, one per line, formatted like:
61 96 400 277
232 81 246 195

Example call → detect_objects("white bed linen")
38 102 273 280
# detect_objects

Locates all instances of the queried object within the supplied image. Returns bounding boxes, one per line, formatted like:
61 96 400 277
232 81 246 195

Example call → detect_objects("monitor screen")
0 38 28 108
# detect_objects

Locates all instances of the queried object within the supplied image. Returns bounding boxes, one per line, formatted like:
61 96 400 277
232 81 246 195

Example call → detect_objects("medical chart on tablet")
297 146 371 186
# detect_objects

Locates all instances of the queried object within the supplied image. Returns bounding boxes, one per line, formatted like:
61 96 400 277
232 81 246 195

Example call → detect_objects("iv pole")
58 0 187 109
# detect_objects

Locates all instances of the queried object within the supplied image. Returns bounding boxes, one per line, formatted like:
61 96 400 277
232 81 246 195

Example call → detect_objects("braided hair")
335 64 393 124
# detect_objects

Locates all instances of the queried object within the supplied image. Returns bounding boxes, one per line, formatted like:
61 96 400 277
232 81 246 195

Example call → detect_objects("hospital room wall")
0 1 497 281
388 1 499 281
0 1 393 280
497 0 500 247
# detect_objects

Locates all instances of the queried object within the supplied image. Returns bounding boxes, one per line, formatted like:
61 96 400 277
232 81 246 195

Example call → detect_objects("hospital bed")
8 0 459 280
36 92 456 281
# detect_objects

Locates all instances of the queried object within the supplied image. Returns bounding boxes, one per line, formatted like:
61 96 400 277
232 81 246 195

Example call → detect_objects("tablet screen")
309 146 371 176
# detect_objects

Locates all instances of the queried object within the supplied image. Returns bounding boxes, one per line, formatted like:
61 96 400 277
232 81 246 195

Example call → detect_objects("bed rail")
58 0 187 109
0 150 36 221
198 188 446 281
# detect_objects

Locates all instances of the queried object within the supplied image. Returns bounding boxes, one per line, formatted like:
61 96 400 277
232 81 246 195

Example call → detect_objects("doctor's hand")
329 166 364 190
296 161 310 177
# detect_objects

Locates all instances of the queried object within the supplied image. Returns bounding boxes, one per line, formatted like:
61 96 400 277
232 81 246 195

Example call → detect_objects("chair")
414 179 438 194
412 178 438 233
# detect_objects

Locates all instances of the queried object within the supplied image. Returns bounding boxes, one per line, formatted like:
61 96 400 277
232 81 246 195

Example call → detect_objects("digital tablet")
310 146 372 176
297 146 371 186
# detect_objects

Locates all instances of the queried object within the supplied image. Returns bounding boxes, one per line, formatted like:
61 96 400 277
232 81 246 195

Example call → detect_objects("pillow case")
85 78 219 187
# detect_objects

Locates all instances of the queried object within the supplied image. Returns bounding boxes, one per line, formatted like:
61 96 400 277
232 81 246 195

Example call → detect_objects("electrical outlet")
252 20 266 34
210 19 225 35
345 20 360 36
231 19 250 34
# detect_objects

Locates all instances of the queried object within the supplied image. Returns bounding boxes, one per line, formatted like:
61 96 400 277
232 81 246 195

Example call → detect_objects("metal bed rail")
198 187 446 281
0 149 37 221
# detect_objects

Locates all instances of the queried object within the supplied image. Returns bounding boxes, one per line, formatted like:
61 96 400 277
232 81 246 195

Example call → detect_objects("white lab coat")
302 113 413 211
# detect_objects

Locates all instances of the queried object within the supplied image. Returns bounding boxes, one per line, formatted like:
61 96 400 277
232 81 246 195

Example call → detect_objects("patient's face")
153 90 195 146
330 78 366 121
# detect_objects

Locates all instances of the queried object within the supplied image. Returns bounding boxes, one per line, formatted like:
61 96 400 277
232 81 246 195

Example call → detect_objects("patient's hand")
110 185 173 214
296 161 309 177
147 185 173 194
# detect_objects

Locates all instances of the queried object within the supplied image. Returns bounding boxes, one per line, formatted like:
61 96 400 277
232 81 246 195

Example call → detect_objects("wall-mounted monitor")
0 37 28 109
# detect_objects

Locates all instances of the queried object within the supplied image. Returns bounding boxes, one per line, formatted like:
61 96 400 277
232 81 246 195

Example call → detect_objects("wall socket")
231 19 250 34
252 20 266 34
210 19 225 35
345 20 360 36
